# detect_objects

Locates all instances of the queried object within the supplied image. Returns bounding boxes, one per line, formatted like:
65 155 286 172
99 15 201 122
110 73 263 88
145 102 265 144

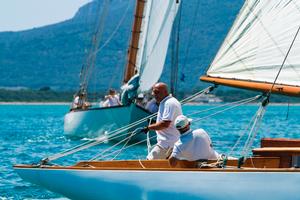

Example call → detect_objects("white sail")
207 0 300 87
137 0 180 92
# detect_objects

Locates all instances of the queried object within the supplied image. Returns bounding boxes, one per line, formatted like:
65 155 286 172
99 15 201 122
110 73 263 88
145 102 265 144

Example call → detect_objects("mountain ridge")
0 0 243 93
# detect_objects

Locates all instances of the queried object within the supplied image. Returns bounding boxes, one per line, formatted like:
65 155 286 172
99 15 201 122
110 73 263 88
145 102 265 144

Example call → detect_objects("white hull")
15 167 300 200
64 104 151 140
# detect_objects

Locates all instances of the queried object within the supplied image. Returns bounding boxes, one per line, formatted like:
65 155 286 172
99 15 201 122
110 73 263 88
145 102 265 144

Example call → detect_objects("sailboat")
14 0 300 199
64 0 181 139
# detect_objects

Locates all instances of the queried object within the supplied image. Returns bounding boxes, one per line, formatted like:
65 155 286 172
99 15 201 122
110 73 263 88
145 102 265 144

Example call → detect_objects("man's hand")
139 126 149 134
169 156 178 167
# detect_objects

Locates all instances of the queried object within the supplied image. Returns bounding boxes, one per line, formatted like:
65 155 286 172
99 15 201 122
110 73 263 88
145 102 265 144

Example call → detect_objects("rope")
146 118 154 154
241 104 267 157
87 87 215 161
47 126 142 162
197 154 228 168
180 86 215 104
138 159 146 169
42 87 214 163
190 95 261 123
186 95 261 118
110 129 137 160
81 0 111 92
92 135 157 161
89 129 139 161
227 107 259 156
94 1 132 55
229 25 300 163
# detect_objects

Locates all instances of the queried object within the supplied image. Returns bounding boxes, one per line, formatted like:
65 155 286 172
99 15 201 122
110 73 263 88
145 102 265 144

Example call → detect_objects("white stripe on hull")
15 168 300 200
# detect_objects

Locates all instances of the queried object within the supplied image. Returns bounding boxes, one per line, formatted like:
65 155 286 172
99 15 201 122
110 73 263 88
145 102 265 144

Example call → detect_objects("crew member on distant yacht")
71 92 91 110
169 115 219 167
71 93 84 110
103 89 121 107
141 82 182 160
145 98 159 113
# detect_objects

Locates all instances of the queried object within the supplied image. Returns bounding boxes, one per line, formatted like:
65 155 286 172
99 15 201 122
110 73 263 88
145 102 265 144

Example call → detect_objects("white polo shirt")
171 129 219 161
156 95 182 149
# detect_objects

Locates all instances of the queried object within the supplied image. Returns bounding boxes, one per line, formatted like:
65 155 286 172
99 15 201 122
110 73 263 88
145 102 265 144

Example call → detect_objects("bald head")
152 82 169 103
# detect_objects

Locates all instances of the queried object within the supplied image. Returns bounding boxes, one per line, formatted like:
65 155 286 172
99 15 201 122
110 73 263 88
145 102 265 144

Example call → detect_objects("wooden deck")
14 138 300 172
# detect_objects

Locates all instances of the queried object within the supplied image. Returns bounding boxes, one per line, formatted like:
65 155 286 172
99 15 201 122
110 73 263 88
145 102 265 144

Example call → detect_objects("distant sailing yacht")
64 0 181 139
15 1 300 200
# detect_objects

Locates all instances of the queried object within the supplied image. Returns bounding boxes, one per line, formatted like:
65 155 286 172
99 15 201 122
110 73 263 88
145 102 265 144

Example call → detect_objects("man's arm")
148 120 171 131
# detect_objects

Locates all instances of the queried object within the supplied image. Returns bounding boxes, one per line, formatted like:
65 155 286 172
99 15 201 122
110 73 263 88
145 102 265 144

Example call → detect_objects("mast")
123 0 146 83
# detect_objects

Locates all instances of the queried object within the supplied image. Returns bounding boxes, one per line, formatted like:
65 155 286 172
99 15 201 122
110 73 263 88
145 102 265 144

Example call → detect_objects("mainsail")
201 0 300 96
124 0 180 93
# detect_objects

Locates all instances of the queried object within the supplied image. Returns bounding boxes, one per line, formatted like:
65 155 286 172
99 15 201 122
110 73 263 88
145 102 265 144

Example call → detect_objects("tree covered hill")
0 0 243 93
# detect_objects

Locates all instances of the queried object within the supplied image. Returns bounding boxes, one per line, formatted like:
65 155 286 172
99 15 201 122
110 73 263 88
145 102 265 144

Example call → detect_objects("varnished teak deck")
14 138 300 172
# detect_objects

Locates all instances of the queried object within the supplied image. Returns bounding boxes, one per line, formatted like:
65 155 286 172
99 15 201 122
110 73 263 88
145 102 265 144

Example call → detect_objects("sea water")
1 104 300 199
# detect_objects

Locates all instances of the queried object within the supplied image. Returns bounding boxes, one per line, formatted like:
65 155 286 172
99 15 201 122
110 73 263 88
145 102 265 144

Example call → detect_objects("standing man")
143 82 182 160
169 115 219 167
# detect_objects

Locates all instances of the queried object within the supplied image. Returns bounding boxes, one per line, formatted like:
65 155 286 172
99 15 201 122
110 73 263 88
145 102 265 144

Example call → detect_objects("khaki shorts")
147 145 172 160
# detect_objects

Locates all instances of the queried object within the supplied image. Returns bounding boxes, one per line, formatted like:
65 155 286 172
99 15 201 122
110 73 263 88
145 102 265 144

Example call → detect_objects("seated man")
169 115 219 167
103 89 121 107
71 93 84 110
72 93 91 110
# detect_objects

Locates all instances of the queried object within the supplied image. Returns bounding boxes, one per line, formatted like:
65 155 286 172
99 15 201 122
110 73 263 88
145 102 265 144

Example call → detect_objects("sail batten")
205 0 300 91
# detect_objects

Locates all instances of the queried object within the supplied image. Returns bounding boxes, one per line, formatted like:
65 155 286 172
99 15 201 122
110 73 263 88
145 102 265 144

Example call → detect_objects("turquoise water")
1 104 300 199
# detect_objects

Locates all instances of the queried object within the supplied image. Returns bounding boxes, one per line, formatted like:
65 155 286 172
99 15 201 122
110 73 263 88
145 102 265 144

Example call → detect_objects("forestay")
206 0 300 87
137 0 180 92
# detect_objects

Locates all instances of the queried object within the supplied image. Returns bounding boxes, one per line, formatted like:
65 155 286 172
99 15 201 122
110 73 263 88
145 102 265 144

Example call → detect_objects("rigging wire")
110 132 135 160
241 104 267 157
227 105 261 157
80 0 131 99
286 98 290 120
89 129 138 161
92 135 157 161
267 25 300 97
190 95 261 123
84 0 111 92
186 95 261 118
181 0 201 92
43 86 214 163
233 26 300 159
48 25 300 164
94 1 132 55
170 1 182 97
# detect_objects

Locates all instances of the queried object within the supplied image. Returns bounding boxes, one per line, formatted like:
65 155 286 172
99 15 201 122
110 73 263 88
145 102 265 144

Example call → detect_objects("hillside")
0 0 244 93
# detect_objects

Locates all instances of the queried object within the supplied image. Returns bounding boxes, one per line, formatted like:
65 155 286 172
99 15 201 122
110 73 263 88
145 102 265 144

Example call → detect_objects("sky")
0 0 92 32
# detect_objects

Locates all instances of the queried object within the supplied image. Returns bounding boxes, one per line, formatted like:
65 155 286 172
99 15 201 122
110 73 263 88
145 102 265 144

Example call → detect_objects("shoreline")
0 102 71 105
185 102 300 106
1 102 300 106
